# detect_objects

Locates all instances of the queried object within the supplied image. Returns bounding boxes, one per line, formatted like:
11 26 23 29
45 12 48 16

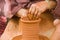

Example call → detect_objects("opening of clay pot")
20 18 41 23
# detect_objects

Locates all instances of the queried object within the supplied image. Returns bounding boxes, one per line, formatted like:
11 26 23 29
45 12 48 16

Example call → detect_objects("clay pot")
19 19 41 40
12 12 53 40
12 16 50 40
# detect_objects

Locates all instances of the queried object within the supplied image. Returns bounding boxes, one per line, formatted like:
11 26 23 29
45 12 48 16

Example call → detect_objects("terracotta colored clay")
19 19 41 40
12 18 49 40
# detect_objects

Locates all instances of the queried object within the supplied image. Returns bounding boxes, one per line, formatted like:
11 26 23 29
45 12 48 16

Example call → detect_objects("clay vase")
12 18 49 40
20 19 41 40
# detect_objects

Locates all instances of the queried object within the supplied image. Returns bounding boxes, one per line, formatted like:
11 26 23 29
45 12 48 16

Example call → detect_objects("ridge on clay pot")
12 18 49 40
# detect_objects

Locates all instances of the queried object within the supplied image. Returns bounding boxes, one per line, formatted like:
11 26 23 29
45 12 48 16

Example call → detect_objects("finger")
31 6 36 20
33 8 38 20
31 7 35 20
29 6 32 14
31 6 36 15
36 11 41 19
29 4 36 14
28 6 33 20
29 5 34 14
29 5 36 20
29 6 34 20
38 11 41 17
34 8 38 16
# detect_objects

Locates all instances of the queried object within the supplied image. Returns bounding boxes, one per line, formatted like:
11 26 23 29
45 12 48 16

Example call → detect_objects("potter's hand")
29 1 48 19
29 1 56 19
16 9 28 18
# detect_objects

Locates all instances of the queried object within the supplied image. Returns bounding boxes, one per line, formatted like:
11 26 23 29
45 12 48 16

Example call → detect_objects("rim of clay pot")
20 19 41 23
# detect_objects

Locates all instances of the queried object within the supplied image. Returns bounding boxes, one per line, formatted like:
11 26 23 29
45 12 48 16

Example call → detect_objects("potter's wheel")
0 12 55 40
12 35 49 40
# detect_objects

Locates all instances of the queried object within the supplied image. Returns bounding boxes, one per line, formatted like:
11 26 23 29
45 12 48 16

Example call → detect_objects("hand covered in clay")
29 1 56 20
